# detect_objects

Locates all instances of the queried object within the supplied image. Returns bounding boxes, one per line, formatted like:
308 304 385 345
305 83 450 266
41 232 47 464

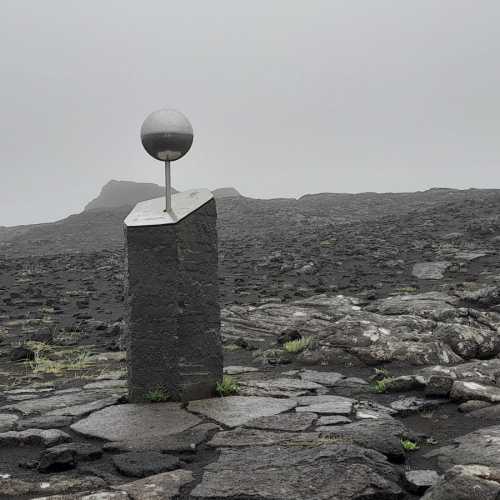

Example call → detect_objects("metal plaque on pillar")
124 108 222 403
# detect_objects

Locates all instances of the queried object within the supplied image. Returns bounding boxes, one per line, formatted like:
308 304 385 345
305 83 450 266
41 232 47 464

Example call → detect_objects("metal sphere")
140 109 194 162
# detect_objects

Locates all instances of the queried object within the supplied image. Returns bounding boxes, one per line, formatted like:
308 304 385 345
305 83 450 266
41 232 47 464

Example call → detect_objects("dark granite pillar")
124 190 222 402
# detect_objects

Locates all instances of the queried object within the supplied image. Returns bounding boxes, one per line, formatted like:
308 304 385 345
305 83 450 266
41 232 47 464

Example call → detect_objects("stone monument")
124 109 222 403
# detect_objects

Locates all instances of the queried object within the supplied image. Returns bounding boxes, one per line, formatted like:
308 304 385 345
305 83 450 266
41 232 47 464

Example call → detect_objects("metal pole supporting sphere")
140 109 194 212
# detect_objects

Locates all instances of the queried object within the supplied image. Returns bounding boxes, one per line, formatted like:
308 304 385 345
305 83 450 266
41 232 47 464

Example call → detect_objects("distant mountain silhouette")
84 180 177 211
1 185 499 258
84 180 241 212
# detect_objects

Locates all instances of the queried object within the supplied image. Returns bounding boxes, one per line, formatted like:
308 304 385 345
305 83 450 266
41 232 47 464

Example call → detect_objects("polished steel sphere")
140 109 194 162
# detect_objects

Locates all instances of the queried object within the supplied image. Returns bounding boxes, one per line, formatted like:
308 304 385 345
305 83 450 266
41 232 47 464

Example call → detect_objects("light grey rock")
46 396 121 418
208 428 321 448
71 403 201 441
424 425 500 469
239 378 326 398
103 423 219 453
458 285 500 307
0 413 18 432
92 352 127 362
412 261 451 279
1 390 122 417
421 465 500 500
404 469 440 494
188 396 296 428
421 359 500 385
455 251 489 261
299 370 344 386
365 291 459 317
390 397 448 416
112 451 180 478
191 444 402 499
112 469 193 499
0 428 71 447
354 401 397 420
295 395 356 406
222 291 499 368
38 443 103 472
450 381 500 403
243 412 317 432
96 370 127 381
467 403 500 419
0 475 106 498
425 375 454 397
434 323 500 360
459 400 492 413
296 399 353 416
318 417 410 462
317 415 352 426
223 366 259 375
380 375 426 393
83 380 127 390
35 493 128 500
16 415 73 430
335 377 369 387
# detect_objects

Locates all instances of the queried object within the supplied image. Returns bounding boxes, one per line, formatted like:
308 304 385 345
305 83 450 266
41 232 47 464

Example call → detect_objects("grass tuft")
216 375 239 396
401 438 419 451
373 377 393 393
26 342 94 376
145 386 170 403
283 337 312 354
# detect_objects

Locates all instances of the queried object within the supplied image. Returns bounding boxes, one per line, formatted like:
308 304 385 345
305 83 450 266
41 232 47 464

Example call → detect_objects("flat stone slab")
296 398 354 416
390 397 448 416
318 417 410 462
0 428 71 447
191 444 402 499
450 381 500 403
16 415 73 430
46 396 121 418
103 423 219 453
124 189 213 226
1 390 122 417
317 415 352 426
112 469 193 499
71 403 201 442
223 366 259 375
188 396 297 428
208 428 321 448
0 414 19 432
241 377 325 394
425 424 500 469
295 395 356 406
300 370 345 386
420 464 500 500
112 451 180 478
404 469 440 494
243 412 317 432
412 261 451 280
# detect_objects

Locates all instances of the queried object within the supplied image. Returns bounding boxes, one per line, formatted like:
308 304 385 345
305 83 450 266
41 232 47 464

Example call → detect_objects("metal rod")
164 160 171 212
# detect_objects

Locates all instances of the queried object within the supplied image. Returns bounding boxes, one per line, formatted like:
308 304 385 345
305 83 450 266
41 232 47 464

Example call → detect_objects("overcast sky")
1 1 499 226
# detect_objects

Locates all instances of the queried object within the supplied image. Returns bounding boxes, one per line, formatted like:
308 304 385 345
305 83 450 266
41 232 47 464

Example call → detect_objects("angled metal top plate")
124 189 213 227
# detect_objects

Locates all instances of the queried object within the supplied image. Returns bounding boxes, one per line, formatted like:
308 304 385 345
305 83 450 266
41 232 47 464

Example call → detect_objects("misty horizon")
1 0 499 226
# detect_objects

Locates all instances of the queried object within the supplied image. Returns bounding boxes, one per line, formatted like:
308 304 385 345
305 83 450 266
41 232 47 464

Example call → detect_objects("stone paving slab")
190 444 402 499
188 396 297 428
299 370 345 386
112 469 193 499
1 390 123 417
46 396 121 418
243 412 317 432
71 403 202 442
